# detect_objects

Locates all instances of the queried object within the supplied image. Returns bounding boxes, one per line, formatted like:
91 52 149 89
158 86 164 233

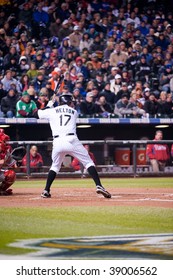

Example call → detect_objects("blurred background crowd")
0 0 173 118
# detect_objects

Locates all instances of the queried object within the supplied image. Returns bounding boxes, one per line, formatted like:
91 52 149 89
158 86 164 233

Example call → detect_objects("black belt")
54 133 75 139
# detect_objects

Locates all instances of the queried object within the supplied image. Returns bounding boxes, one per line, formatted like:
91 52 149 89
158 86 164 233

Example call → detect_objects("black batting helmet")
59 93 73 105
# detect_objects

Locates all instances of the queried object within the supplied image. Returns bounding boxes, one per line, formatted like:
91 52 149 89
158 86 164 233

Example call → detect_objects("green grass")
16 177 173 188
0 178 173 255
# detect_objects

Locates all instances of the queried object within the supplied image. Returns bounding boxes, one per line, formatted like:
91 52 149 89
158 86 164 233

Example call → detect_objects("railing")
8 140 173 178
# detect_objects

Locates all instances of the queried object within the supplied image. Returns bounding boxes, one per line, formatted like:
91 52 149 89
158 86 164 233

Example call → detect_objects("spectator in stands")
116 82 131 102
71 144 96 177
0 81 7 103
1 69 21 92
20 74 30 92
80 92 100 116
164 94 173 117
89 33 105 54
69 25 82 49
1 88 19 118
26 62 38 80
3 45 20 68
135 55 151 83
32 2 50 40
110 73 122 96
126 49 138 79
16 90 37 118
36 90 49 109
99 82 116 111
157 91 168 117
159 64 173 93
146 130 170 172
79 32 93 53
33 72 47 94
114 94 131 117
85 61 97 80
93 71 105 92
89 53 101 70
96 95 113 117
33 51 44 70
109 43 128 66
74 56 88 79
128 92 146 117
57 19 72 42
143 93 158 118
22 145 43 173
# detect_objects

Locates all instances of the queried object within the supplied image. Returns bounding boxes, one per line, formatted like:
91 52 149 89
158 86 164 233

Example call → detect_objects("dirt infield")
0 187 173 208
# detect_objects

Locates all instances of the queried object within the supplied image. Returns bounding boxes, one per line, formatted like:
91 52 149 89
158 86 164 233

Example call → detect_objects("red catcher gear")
0 141 7 154
1 170 16 190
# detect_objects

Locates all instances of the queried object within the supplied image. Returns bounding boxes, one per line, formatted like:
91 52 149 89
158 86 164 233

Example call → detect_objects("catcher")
0 131 26 195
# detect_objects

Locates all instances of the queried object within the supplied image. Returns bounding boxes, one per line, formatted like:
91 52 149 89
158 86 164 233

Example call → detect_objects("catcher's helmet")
59 93 73 105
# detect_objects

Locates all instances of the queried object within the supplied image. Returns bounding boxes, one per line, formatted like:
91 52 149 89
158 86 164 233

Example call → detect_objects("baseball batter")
37 93 111 198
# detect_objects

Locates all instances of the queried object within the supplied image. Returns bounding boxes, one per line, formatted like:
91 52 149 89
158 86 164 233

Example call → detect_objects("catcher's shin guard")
2 170 16 190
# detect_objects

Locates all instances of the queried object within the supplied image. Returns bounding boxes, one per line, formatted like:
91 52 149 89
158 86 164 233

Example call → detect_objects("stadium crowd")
0 0 173 118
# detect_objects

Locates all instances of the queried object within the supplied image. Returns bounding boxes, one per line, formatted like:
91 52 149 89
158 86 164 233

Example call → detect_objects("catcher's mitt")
11 146 26 161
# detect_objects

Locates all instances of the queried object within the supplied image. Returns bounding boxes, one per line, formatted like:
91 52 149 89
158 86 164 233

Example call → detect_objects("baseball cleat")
96 186 111 199
41 190 51 198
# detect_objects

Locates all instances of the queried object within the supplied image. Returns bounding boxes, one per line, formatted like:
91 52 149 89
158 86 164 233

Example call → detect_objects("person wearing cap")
33 51 44 69
116 82 130 103
165 24 173 41
57 19 71 42
99 82 116 110
80 92 100 116
143 93 158 118
69 26 82 49
16 90 37 118
114 93 130 117
107 66 119 82
126 49 138 79
89 53 102 70
132 40 142 52
36 90 49 109
135 55 151 83
110 73 122 96
86 24 98 39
